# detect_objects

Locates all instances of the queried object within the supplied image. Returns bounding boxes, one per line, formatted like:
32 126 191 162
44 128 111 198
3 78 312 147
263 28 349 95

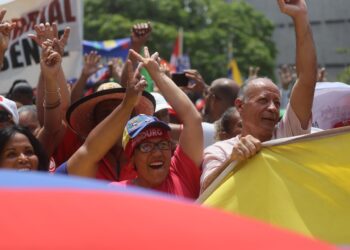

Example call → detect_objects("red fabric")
96 157 137 182
168 108 181 124
53 127 136 181
84 87 94 97
195 98 206 112
0 189 334 250
333 119 350 128
52 127 83 166
115 146 200 199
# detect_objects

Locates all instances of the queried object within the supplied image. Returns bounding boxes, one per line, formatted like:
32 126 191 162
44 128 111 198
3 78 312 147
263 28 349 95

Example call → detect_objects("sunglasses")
137 140 171 153
0 110 13 123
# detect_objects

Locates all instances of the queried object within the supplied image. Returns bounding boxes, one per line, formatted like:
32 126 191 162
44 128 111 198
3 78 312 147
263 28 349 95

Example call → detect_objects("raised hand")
248 66 260 80
28 22 70 56
317 67 327 82
124 60 147 107
183 69 207 94
129 46 160 76
82 51 101 77
108 57 124 82
131 22 152 50
277 0 308 18
230 135 261 161
40 39 62 79
0 9 16 52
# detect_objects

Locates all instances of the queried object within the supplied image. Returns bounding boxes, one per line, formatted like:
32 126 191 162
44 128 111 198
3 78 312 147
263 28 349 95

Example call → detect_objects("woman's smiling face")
0 132 39 171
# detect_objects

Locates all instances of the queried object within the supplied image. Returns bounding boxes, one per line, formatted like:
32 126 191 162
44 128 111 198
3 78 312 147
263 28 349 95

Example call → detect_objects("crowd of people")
0 0 347 200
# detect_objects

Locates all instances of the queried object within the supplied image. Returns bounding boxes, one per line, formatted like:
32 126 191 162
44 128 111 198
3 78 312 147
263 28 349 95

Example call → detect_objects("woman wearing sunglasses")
57 47 203 199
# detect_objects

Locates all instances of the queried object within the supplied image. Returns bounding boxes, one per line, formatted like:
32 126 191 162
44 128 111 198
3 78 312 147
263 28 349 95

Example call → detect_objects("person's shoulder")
204 136 239 154
202 122 216 148
275 103 311 138
173 145 197 165
202 122 215 130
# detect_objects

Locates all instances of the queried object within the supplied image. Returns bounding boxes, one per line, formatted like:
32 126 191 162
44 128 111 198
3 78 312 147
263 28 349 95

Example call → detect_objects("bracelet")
43 99 61 109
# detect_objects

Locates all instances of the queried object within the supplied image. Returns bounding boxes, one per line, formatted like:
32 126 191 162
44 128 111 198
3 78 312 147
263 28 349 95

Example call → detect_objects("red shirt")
54 127 137 181
113 146 200 199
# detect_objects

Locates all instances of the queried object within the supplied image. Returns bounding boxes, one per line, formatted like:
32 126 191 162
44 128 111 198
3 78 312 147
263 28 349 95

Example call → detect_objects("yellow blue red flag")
200 127 350 245
228 59 243 86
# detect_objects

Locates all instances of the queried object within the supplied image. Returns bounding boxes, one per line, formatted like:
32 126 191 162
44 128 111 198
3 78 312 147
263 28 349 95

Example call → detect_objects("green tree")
336 48 350 84
84 0 276 84
337 66 350 84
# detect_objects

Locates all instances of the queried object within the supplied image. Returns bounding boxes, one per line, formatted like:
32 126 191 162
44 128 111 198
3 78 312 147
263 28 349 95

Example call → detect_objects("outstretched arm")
28 22 71 125
130 47 203 167
70 51 101 103
0 9 16 69
278 0 317 129
120 22 152 86
36 39 65 157
66 61 147 177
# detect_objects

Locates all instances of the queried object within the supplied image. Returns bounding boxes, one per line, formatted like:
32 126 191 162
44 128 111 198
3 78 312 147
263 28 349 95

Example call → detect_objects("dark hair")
0 125 49 171
6 80 31 98
220 107 239 133
6 79 34 105
210 78 240 103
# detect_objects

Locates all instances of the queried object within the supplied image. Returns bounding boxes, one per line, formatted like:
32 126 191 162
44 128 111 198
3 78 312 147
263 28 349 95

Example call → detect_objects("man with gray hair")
201 0 317 192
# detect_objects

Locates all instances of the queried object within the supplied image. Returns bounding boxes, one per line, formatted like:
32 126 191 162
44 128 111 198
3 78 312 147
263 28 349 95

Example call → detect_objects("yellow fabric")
229 59 243 86
202 130 350 244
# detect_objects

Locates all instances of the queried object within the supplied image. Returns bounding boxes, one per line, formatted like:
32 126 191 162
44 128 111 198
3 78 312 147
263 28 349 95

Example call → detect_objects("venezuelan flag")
200 127 350 245
83 38 131 59
228 59 243 86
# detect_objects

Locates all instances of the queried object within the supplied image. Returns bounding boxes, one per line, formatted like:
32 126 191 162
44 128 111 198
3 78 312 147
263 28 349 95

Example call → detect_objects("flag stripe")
201 127 350 244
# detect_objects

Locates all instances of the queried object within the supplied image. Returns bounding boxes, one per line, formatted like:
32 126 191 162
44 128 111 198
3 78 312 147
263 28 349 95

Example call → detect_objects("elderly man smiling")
201 0 318 192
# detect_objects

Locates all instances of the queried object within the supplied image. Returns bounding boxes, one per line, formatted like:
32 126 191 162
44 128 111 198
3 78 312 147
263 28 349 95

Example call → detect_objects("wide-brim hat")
66 88 155 138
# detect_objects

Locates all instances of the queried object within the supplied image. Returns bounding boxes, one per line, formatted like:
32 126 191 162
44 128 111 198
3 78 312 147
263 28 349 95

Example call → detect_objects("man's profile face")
205 86 230 123
239 80 281 141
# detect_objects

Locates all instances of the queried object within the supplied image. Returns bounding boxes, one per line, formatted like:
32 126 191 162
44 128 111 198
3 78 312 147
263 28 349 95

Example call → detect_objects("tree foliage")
84 0 276 83
337 66 350 84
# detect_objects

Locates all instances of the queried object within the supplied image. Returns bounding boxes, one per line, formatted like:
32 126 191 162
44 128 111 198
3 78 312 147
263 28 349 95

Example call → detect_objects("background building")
241 0 350 81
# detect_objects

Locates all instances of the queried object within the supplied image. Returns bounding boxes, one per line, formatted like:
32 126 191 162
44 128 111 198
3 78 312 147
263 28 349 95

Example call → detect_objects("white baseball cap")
151 92 171 113
0 95 19 124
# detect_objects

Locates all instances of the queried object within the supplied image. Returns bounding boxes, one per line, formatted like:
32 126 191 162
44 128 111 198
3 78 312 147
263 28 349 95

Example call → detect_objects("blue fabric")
55 161 69 175
83 38 131 59
0 170 175 201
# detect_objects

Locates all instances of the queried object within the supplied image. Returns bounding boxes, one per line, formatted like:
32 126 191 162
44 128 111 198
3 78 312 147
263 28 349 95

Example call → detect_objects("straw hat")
66 88 155 138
